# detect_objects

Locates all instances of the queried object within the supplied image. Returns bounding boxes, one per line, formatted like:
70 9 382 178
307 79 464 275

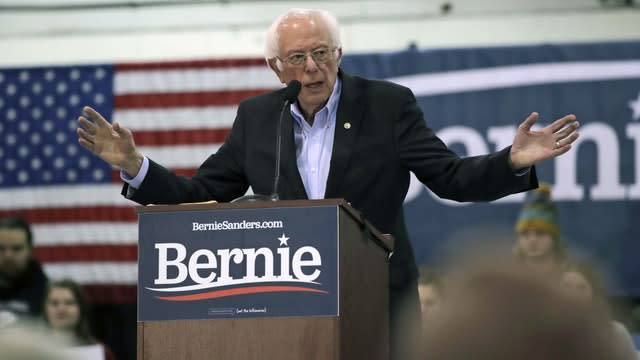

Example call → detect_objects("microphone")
231 80 301 203
271 80 301 200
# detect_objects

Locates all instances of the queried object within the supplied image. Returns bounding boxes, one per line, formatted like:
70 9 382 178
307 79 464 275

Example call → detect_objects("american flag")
0 58 281 303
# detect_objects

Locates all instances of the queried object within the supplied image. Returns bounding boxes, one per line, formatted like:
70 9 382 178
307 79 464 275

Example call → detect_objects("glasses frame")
276 46 339 67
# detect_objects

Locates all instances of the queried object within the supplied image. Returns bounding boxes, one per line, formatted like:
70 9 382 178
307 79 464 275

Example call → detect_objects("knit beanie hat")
515 183 560 238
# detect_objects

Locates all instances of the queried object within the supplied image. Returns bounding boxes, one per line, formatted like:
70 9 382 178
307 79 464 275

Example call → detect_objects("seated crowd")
417 184 638 359
1 185 638 359
0 216 115 360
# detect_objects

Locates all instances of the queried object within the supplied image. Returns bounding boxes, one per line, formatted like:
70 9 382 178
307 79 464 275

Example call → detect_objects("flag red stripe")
111 168 196 182
34 244 138 262
157 286 328 301
114 89 271 109
134 128 230 146
83 284 137 304
116 58 266 71
0 206 137 224
169 168 198 177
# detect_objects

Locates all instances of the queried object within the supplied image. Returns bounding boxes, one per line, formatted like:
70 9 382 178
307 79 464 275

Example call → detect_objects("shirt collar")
290 77 342 128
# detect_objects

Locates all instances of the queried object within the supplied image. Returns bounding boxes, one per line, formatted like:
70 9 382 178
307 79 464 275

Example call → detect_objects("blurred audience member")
420 256 624 360
0 216 48 327
561 260 638 360
417 267 445 324
0 324 66 360
43 279 116 360
513 183 566 274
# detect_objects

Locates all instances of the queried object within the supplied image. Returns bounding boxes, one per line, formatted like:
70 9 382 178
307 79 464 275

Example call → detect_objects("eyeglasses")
277 47 338 67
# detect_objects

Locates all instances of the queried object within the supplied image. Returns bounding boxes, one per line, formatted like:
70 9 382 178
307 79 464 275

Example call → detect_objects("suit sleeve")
121 104 250 205
395 87 537 202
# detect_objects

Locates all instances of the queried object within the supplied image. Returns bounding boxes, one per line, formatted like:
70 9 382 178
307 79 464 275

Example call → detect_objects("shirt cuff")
120 156 149 189
514 166 531 177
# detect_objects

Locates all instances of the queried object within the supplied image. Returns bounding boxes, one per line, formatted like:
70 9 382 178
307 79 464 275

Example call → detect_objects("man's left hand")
509 112 579 169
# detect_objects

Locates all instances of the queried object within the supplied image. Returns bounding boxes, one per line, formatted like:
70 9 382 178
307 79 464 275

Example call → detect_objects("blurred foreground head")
420 256 622 360
0 323 65 360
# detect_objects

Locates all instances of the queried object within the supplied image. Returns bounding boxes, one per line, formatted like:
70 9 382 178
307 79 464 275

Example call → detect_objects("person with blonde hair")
513 183 567 273
561 260 638 360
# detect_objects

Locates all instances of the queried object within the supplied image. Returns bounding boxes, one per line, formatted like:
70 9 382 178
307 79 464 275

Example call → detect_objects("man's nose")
303 55 319 71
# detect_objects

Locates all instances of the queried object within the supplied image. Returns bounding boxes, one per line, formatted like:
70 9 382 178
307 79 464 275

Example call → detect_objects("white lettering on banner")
154 243 188 285
404 121 640 204
188 249 217 284
150 241 323 292
554 123 626 200
627 123 640 198
291 246 322 282
192 220 284 231
243 248 274 280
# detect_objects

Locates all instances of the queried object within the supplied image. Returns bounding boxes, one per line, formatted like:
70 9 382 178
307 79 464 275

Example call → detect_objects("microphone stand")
231 80 301 203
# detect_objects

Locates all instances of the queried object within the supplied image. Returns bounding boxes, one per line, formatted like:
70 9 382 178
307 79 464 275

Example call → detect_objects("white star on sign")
278 233 289 246
629 92 640 121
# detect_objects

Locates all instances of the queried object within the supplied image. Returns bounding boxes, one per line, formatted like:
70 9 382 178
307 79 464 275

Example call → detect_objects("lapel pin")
344 122 351 130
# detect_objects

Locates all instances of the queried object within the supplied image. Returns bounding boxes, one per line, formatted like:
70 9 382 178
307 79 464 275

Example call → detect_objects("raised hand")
77 106 144 177
509 112 580 169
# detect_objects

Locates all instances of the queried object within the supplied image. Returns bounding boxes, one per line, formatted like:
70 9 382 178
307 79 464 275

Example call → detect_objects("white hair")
264 8 341 66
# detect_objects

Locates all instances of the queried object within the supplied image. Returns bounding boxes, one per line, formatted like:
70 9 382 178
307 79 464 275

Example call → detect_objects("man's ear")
268 58 286 84
336 48 343 66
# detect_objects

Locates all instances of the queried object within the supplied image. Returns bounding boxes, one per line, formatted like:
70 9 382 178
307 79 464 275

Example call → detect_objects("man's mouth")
305 81 323 89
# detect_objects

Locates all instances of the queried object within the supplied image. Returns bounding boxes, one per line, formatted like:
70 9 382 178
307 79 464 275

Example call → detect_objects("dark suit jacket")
124 70 537 294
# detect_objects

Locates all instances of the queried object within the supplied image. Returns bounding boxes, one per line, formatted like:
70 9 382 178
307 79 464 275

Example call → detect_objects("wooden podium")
136 199 393 360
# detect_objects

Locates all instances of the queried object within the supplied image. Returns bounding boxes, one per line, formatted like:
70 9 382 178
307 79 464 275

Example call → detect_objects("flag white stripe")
0 144 220 209
33 223 138 246
44 262 138 285
0 184 131 209
114 66 279 95
389 60 640 97
139 144 221 168
113 106 237 131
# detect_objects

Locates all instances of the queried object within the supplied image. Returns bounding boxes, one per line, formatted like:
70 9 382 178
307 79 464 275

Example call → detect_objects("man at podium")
76 8 579 359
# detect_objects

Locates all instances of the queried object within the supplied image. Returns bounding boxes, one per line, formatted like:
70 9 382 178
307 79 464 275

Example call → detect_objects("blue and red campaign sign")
137 205 339 321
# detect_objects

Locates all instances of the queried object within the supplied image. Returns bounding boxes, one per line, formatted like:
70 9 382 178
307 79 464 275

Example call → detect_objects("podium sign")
138 205 339 321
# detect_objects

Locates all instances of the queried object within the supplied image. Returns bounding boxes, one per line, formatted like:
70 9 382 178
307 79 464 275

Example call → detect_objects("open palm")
77 106 143 176
509 112 580 169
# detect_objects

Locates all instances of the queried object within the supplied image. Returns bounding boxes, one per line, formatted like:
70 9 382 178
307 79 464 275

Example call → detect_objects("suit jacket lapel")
279 105 308 199
325 72 364 198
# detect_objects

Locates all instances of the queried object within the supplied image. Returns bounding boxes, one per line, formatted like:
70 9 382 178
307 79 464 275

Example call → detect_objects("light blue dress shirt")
290 78 342 199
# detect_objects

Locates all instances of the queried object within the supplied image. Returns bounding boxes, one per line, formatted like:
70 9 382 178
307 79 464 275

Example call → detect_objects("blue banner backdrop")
341 41 640 296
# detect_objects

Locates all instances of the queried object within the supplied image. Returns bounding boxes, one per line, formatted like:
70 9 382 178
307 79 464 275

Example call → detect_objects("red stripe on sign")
156 286 328 301
83 284 137 304
114 89 272 109
111 167 197 182
0 206 137 223
134 128 230 146
33 244 138 263
116 58 266 71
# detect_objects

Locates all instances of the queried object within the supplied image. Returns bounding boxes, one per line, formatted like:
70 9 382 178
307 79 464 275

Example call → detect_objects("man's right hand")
77 106 144 177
